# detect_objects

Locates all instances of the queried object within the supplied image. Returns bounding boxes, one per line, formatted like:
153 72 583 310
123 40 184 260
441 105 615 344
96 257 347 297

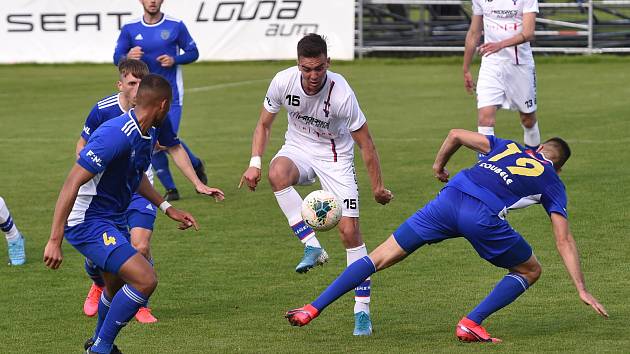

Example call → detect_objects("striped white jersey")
473 0 538 65
263 67 366 162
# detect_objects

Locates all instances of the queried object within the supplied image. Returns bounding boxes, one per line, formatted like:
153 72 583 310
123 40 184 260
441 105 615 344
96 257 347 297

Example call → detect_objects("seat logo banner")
0 0 354 63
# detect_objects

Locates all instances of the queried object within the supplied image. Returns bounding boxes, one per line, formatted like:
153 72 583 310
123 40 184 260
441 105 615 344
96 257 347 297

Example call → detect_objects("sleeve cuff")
77 156 100 174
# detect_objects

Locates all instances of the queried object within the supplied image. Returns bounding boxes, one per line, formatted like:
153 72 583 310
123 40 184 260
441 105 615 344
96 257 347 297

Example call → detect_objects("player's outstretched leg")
347 244 372 336
273 186 327 273
0 196 25 266
84 258 105 317
286 255 376 327
456 253 540 343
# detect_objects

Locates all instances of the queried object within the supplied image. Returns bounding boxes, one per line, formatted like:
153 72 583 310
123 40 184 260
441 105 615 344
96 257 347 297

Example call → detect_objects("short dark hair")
118 58 149 79
544 137 571 168
297 33 327 58
136 74 172 105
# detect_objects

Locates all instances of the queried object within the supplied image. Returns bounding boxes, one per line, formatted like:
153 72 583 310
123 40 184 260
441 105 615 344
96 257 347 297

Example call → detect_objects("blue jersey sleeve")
81 104 102 141
541 182 569 219
174 22 199 65
113 25 132 65
485 135 513 153
77 126 129 174
156 115 180 147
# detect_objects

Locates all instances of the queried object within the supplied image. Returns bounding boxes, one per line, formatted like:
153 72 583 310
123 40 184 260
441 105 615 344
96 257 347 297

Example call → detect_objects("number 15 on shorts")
344 199 357 209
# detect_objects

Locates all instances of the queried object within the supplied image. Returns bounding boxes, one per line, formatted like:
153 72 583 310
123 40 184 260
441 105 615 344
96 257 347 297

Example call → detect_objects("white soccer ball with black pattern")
301 190 342 231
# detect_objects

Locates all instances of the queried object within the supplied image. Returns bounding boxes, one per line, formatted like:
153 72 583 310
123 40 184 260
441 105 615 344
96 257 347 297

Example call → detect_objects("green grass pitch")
0 56 628 353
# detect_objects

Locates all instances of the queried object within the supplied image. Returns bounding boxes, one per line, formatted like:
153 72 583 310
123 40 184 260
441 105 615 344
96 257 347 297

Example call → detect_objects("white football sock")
522 121 540 147
478 126 495 136
0 197 20 242
347 244 370 314
273 187 321 248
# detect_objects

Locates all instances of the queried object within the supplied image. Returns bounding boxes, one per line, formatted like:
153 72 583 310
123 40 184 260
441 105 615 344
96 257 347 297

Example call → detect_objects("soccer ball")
301 190 342 231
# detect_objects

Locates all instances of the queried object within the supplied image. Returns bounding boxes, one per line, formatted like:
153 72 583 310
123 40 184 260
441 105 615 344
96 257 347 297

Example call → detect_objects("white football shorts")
476 62 537 113
272 143 360 217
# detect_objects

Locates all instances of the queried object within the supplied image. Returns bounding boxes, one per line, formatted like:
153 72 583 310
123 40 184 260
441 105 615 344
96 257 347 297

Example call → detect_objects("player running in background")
114 0 206 201
286 129 608 341
463 0 541 149
240 33 393 336
78 59 224 324
44 75 200 354
0 196 25 265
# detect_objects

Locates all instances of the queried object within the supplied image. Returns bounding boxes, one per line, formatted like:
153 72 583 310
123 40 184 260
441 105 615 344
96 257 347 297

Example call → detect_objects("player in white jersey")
240 34 393 336
463 0 541 149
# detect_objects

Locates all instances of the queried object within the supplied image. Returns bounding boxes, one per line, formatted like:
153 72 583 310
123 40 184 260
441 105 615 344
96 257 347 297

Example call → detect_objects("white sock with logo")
274 187 321 248
0 197 20 242
522 121 540 147
347 244 370 314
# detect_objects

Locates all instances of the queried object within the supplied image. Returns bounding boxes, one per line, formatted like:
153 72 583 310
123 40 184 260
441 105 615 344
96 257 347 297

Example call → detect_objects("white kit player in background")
463 0 541 149
239 34 393 336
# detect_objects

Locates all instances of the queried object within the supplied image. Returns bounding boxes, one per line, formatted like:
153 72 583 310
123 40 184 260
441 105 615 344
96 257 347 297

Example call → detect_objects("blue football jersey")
68 110 156 227
114 14 199 106
447 135 568 219
81 92 180 148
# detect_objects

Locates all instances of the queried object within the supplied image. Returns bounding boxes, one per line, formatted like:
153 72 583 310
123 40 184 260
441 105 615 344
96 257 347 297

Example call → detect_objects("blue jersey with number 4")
447 135 568 219
68 110 155 228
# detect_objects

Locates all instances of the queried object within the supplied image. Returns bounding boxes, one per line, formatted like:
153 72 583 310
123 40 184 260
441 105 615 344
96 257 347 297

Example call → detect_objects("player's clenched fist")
127 46 144 60
374 188 393 205
43 241 63 269
239 166 262 191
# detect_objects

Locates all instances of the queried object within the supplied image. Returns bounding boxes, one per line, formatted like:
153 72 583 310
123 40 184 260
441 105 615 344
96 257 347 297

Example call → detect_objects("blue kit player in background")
44 75 200 354
114 0 206 201
77 59 224 324
286 129 608 342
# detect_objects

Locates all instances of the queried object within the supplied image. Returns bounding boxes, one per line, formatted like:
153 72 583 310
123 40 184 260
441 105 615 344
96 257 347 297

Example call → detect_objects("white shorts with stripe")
272 143 360 218
476 62 537 113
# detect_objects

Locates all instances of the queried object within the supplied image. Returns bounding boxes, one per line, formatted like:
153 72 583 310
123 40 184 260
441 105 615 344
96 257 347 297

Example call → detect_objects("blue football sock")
85 258 105 287
92 284 148 353
93 292 112 341
180 140 201 168
467 273 529 324
152 151 176 190
311 256 376 312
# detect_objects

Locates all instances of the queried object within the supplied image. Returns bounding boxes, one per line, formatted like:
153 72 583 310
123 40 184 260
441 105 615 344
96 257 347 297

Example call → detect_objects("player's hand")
433 164 450 182
579 290 609 318
157 54 175 67
153 143 168 152
195 185 225 202
478 42 504 57
127 46 144 60
373 188 393 205
43 241 63 270
463 70 475 95
238 167 261 191
165 207 199 231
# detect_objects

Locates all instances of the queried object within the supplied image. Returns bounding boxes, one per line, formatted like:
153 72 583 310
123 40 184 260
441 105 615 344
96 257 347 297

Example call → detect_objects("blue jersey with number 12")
447 135 568 219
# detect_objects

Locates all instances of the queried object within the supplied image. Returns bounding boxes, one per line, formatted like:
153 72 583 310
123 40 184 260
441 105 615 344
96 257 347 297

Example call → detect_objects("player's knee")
267 168 291 190
338 224 362 248
137 270 158 295
518 260 542 285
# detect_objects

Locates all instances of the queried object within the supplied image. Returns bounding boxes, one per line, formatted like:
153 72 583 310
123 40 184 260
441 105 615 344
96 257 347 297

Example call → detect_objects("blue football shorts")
168 104 183 133
393 186 532 269
65 219 138 274
126 194 157 231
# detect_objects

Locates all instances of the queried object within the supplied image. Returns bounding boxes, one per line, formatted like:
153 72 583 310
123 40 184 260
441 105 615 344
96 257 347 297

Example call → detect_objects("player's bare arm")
239 107 277 191
463 15 483 94
75 137 87 158
167 144 225 201
44 164 95 270
550 213 608 318
479 13 536 56
136 174 199 230
433 129 491 182
351 122 393 205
